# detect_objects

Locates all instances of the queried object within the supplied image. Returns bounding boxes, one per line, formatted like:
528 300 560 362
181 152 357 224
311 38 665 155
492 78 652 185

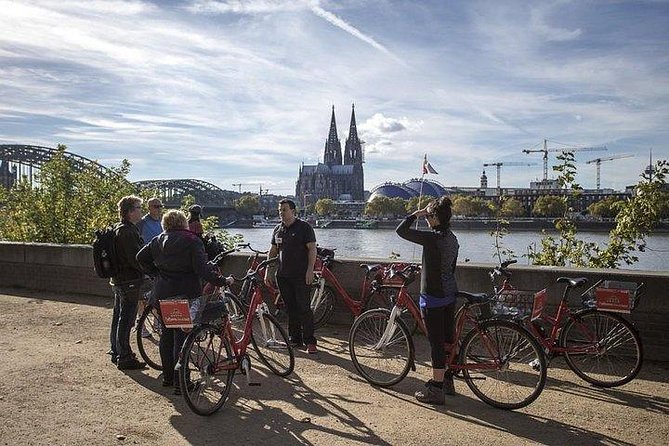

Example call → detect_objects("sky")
1 0 668 195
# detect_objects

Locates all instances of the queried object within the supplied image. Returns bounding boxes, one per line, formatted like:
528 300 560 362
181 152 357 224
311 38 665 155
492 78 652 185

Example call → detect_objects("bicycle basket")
159 293 225 329
493 289 546 320
582 280 640 314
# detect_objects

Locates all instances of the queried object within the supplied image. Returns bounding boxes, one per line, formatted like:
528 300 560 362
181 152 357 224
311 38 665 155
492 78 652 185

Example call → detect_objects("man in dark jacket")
109 195 146 370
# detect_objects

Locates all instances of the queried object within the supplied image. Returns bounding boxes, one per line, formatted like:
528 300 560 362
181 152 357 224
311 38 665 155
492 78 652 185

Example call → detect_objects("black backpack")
92 225 119 278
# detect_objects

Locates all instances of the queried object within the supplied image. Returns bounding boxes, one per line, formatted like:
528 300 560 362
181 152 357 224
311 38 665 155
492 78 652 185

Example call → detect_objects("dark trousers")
276 275 316 345
160 327 187 383
110 285 140 361
420 303 455 369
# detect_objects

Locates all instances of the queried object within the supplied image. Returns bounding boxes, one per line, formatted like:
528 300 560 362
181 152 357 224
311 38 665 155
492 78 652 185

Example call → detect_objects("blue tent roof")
368 183 416 201
403 179 447 198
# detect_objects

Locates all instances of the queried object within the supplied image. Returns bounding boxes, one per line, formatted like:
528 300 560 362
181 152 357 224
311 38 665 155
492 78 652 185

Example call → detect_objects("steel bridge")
133 179 239 208
0 144 111 186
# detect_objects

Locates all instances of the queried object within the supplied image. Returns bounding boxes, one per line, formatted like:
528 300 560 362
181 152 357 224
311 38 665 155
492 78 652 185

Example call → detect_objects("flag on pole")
422 154 438 174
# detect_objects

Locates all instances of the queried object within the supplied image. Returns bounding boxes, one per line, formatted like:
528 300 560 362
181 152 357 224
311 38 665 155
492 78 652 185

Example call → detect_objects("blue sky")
1 0 667 194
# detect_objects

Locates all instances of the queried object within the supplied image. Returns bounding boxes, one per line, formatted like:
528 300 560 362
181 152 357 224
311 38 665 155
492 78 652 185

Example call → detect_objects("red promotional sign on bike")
531 289 547 321
595 288 632 313
159 299 193 328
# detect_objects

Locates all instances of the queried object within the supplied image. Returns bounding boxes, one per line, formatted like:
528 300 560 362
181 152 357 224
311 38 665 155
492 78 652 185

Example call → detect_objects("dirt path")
0 289 667 446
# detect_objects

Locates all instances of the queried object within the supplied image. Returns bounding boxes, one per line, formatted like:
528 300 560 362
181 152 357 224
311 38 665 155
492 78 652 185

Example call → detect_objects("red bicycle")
310 247 419 330
176 256 295 416
490 261 643 388
349 263 547 410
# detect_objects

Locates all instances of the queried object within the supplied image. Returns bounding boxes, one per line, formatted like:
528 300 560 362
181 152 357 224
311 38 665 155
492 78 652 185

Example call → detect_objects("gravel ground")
0 289 667 446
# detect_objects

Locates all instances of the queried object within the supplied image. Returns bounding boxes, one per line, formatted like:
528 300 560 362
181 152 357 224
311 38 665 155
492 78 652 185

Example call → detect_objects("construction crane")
586 154 634 190
483 161 536 194
523 139 607 181
231 183 265 195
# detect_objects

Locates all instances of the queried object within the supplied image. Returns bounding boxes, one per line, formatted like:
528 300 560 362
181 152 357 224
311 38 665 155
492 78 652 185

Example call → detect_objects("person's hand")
264 277 274 288
305 268 314 285
413 207 428 218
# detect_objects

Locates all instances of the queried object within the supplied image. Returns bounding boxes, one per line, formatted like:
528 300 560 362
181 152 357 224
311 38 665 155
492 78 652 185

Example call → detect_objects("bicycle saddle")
556 277 588 287
457 291 489 304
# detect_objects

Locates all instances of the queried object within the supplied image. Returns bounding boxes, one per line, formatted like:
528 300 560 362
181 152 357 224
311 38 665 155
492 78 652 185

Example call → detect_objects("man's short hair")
117 195 142 220
279 199 296 210
147 197 162 207
162 210 188 231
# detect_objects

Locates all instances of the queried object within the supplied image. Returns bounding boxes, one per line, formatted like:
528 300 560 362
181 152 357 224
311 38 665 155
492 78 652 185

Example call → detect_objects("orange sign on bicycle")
531 289 547 321
595 288 632 313
159 299 193 328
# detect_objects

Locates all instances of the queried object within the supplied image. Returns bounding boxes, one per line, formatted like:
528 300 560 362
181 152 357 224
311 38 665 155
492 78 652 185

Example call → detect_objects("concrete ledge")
1 241 668 361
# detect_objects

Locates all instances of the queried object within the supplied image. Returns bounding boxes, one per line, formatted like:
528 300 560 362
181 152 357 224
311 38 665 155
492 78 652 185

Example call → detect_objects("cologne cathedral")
296 105 364 204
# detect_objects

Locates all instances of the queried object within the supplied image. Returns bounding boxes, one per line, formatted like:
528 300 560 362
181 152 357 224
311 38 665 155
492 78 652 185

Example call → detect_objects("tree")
532 195 566 217
587 196 624 219
0 145 137 244
314 198 335 216
452 195 494 217
499 197 526 218
406 196 432 213
235 194 259 217
365 196 407 218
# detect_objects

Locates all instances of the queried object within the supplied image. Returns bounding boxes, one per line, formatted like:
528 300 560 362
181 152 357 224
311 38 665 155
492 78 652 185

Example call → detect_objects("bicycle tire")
311 284 336 329
459 319 547 410
250 311 295 377
136 305 163 371
364 288 419 336
348 308 414 387
560 309 643 388
179 324 235 416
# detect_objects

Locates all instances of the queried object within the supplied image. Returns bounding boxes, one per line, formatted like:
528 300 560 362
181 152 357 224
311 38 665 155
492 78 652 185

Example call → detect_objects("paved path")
1 289 667 446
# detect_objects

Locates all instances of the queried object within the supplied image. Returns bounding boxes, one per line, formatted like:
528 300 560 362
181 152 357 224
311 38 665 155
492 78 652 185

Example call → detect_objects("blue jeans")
110 284 140 361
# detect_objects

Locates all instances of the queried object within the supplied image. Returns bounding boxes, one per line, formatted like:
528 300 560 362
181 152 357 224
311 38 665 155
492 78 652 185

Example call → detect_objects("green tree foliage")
0 145 136 244
499 197 526 218
314 198 335 216
365 196 407 218
452 195 494 217
532 195 567 217
234 194 259 216
587 196 624 219
528 152 669 268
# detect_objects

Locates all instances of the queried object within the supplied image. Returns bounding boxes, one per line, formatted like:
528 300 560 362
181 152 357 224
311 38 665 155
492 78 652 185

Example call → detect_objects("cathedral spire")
323 105 342 166
344 103 363 165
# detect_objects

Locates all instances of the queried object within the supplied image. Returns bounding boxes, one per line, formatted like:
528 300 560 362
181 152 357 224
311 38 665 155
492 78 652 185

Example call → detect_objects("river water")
220 227 668 272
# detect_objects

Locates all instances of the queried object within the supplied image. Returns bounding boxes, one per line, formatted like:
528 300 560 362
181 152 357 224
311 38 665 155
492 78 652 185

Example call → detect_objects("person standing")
138 197 163 243
188 204 203 236
137 210 232 393
396 196 459 405
109 195 146 370
266 199 318 354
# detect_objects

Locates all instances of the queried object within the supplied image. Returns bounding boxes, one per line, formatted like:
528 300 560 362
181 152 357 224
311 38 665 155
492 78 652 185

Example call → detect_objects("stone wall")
0 241 667 361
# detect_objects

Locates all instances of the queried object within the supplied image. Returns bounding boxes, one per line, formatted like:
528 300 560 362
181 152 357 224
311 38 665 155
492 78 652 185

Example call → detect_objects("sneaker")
117 357 147 370
414 381 445 405
306 343 318 354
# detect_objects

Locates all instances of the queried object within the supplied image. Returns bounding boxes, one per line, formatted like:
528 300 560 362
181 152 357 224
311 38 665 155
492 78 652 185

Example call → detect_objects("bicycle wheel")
560 309 643 388
349 308 414 387
459 319 546 410
250 311 294 377
179 324 235 416
311 283 335 328
136 305 163 370
365 288 419 336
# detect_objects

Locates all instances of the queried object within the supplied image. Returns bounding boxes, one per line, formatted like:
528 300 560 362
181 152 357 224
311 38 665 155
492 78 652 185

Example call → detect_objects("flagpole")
412 154 428 260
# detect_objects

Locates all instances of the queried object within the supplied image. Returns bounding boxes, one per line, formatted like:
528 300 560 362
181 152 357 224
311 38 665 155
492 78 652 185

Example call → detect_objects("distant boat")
354 219 378 229
253 220 280 228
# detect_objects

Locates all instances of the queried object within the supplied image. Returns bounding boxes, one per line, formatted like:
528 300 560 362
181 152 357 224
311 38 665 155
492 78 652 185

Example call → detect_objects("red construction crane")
523 139 607 181
585 154 634 190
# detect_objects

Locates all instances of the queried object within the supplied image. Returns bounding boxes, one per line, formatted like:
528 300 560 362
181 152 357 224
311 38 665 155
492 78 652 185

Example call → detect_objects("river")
219 227 669 272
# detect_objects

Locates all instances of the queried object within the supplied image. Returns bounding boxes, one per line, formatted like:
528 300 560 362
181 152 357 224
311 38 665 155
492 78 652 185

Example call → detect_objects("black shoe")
117 358 146 370
414 381 445 405
111 356 118 364
443 376 456 396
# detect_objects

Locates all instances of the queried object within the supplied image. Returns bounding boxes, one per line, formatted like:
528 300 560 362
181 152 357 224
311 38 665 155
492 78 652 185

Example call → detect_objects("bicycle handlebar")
236 243 269 255
228 256 278 283
208 246 240 266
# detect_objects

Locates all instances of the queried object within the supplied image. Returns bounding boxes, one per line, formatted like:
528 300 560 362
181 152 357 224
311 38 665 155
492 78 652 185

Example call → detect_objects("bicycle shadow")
166 364 391 446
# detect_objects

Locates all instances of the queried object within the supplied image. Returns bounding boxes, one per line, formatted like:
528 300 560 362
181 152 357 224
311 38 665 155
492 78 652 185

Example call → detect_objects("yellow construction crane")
482 161 536 194
585 154 634 190
523 139 607 181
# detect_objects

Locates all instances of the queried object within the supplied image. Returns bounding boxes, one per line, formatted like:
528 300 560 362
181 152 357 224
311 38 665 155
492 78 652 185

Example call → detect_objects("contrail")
307 1 405 65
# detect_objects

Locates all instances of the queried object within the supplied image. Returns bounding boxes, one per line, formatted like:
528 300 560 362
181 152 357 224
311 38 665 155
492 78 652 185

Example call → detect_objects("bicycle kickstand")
241 355 261 387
